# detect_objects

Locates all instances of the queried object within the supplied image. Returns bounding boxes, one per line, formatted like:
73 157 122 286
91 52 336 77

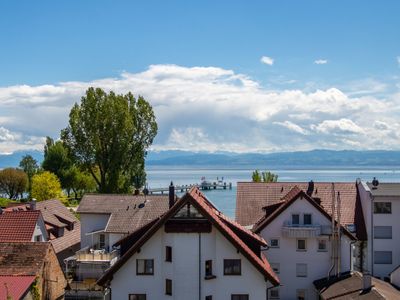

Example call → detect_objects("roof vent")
138 203 145 209
281 186 284 193
371 177 379 190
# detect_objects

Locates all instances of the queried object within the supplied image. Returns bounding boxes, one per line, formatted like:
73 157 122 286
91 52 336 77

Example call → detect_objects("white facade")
259 196 353 300
31 215 48 242
358 182 400 279
110 226 271 300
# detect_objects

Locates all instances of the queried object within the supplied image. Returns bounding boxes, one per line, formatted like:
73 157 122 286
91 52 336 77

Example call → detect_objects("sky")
0 0 400 154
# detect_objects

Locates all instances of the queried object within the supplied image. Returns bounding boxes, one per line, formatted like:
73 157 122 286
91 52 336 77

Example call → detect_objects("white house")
236 181 367 300
357 180 400 280
73 193 170 281
97 187 279 300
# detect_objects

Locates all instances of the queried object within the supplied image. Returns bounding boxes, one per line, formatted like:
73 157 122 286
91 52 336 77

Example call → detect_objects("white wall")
372 195 400 278
357 181 372 273
260 196 353 300
111 226 270 300
80 213 110 248
390 267 400 288
31 217 47 242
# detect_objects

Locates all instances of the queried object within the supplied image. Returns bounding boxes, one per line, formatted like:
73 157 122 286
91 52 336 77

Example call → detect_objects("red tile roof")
0 275 35 300
0 211 42 242
236 182 367 240
98 187 279 286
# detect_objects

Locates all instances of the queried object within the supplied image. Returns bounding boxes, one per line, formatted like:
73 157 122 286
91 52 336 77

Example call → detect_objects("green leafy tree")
61 87 157 193
31 171 62 201
19 154 39 198
0 168 28 199
252 170 278 183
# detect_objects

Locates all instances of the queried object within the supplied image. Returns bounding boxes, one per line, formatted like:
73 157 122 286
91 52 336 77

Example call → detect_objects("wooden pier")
148 181 232 194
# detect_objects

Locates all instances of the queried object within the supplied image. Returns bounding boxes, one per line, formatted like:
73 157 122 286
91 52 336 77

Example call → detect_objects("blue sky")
0 1 400 153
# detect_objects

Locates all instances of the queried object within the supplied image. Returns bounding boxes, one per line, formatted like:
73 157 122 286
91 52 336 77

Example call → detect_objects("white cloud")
314 59 328 65
0 64 400 153
397 56 400 67
273 121 309 135
260 56 274 66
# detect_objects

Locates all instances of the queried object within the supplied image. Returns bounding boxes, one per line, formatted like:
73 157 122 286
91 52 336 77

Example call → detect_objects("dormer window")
172 203 204 219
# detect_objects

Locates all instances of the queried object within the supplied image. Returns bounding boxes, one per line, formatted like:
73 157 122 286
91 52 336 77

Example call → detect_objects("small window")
296 263 307 277
296 289 306 300
374 226 392 239
270 287 280 299
297 239 306 251
136 259 154 275
165 279 172 295
34 235 42 242
99 233 105 249
205 296 212 300
374 202 391 214
303 214 312 225
231 295 249 300
224 259 241 275
318 239 327 251
374 251 392 264
205 260 213 277
271 263 280 274
292 214 300 225
270 238 280 248
166 246 172 262
129 295 146 300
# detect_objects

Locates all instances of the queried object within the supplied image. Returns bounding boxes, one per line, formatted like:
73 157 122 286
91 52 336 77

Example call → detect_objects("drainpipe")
199 233 201 300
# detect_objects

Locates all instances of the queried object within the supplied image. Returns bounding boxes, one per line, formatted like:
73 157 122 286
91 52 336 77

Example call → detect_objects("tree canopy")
0 168 28 199
61 87 157 193
252 170 278 183
31 171 62 201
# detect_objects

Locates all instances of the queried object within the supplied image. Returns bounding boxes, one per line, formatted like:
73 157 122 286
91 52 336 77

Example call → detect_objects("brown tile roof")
0 211 42 242
98 187 279 286
252 186 356 240
78 194 171 233
236 182 367 240
366 182 400 197
0 275 36 300
0 242 51 275
314 271 400 299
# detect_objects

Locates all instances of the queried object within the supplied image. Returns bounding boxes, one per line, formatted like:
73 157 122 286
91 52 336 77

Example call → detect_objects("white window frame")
269 287 280 299
271 263 280 274
317 239 328 252
296 263 307 277
269 238 280 248
303 213 312 225
296 239 307 251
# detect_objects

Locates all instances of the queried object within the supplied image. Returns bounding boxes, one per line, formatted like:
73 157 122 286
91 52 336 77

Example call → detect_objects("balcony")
281 221 321 238
76 247 119 262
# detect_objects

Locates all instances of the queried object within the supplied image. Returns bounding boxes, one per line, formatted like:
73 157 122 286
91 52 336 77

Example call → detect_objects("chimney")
306 180 314 196
169 181 175 208
371 177 379 190
363 273 372 291
29 198 37 211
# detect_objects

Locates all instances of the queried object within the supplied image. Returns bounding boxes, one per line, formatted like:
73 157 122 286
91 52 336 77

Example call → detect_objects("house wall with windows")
358 182 400 279
80 213 110 248
110 227 269 300
32 216 47 242
259 196 353 300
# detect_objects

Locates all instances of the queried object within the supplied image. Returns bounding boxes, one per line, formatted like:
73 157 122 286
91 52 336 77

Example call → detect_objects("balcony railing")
76 247 119 262
282 221 321 238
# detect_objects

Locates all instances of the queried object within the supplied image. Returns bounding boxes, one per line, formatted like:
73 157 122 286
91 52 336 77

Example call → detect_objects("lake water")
146 166 400 218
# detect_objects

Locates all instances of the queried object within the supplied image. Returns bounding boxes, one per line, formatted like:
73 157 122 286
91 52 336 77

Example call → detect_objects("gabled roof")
314 271 400 299
252 186 356 240
0 211 43 242
4 199 80 254
78 194 171 233
98 187 279 286
0 242 52 275
236 182 366 240
0 275 36 300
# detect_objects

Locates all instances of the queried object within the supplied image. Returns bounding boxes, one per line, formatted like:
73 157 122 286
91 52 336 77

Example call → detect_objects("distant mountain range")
1 149 400 169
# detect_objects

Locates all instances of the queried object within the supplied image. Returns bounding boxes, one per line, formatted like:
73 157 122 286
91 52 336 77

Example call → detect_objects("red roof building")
0 275 36 300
